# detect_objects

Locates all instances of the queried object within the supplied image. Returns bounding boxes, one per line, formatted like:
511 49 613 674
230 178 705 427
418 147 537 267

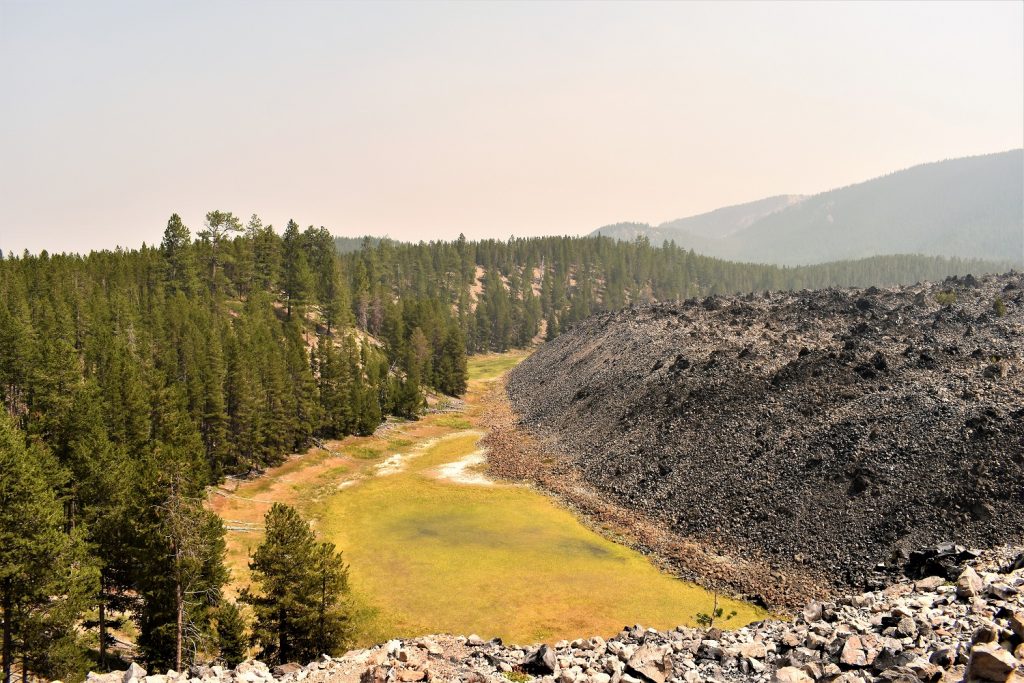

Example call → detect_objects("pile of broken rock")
87 548 1024 683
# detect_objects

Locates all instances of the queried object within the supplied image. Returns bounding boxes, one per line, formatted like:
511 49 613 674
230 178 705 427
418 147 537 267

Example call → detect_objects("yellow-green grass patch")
310 432 765 646
349 446 383 460
212 350 766 647
433 415 473 430
468 351 529 382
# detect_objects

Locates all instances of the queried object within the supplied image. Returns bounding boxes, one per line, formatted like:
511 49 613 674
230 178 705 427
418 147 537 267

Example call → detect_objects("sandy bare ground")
431 449 493 486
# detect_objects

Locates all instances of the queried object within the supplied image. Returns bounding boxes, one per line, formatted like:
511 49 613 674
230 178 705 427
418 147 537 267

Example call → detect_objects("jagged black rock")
508 273 1024 588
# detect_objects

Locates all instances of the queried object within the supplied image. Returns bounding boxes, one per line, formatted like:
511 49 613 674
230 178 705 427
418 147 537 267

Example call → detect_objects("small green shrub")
504 672 532 683
935 290 957 306
695 593 738 628
993 297 1007 317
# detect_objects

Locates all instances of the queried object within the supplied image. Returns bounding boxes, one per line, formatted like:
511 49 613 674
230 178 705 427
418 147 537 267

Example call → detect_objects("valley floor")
207 351 765 648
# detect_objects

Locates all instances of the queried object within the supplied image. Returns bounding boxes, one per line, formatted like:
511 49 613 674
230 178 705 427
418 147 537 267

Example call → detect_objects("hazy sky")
1 0 1022 254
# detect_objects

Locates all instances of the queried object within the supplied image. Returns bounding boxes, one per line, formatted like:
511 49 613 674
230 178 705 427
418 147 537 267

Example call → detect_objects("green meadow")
313 431 763 646
215 351 766 647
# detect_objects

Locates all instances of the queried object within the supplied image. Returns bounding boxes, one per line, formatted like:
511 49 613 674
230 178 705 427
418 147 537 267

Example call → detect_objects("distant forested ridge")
334 235 383 254
592 150 1024 266
0 214 1010 679
339 234 1010 353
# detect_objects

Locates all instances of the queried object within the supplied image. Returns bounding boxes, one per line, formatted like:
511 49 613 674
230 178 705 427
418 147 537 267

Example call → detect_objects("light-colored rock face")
958 566 986 599
625 643 672 683
85 547 1024 683
773 666 813 683
968 644 1022 682
1010 612 1024 642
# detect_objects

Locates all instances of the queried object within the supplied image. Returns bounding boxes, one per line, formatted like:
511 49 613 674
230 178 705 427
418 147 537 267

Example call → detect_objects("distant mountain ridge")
659 194 806 239
591 150 1024 266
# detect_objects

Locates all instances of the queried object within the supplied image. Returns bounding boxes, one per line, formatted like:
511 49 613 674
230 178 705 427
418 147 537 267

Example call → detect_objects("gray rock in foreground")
88 547 1024 683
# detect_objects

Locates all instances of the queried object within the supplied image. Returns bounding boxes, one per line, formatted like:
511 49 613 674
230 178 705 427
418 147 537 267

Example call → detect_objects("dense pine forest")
341 232 1009 351
0 211 1008 680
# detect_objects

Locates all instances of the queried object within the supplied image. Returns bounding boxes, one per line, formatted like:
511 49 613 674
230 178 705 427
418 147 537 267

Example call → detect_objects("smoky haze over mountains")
3 1 1022 254
593 150 1024 267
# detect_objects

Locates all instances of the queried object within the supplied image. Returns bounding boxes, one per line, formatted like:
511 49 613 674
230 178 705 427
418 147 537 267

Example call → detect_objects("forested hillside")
0 214 470 680
341 234 1009 352
593 195 805 245
0 213 1010 679
590 150 1024 266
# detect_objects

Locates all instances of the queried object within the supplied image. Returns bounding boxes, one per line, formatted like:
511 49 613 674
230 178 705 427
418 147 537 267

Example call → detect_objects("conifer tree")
321 260 353 334
282 221 315 319
243 504 350 663
215 601 247 667
160 214 198 295
199 325 229 478
249 217 282 292
545 313 560 341
224 331 263 473
282 318 317 449
135 460 227 670
199 211 243 296
435 325 468 396
0 414 98 683
55 382 137 669
0 282 36 422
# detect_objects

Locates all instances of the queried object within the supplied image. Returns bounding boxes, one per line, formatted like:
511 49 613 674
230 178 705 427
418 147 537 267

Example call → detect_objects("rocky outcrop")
87 548 1024 683
506 273 1024 589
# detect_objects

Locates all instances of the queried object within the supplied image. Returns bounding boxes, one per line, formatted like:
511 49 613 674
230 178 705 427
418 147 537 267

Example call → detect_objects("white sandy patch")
433 450 493 486
375 452 410 476
374 438 438 476
373 431 484 477
336 479 357 490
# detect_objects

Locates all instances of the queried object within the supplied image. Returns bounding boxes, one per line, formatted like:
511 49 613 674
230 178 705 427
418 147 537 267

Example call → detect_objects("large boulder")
966 645 1022 682
86 672 122 683
123 663 147 683
839 635 877 668
773 666 813 683
957 566 985 600
522 644 557 675
271 663 302 678
626 643 672 683
1009 612 1024 642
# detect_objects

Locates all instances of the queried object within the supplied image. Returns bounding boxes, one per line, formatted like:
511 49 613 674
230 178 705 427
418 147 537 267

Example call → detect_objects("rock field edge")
506 273 1024 589
87 548 1024 683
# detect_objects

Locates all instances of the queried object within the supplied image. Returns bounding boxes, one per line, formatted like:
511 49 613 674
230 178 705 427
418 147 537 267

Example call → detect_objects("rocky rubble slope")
89 548 1024 683
507 273 1024 588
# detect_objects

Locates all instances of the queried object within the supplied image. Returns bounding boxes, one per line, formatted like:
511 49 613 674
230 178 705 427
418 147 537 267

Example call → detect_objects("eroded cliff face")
507 273 1024 587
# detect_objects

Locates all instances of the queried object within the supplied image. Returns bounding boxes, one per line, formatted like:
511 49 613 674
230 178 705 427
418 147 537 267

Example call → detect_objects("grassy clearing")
349 445 383 460
433 415 472 429
313 431 763 646
468 351 529 382
211 350 767 646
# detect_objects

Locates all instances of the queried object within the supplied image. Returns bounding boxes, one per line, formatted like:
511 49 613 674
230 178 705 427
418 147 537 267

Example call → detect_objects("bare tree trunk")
3 583 13 683
279 607 287 662
98 574 106 669
176 579 183 672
